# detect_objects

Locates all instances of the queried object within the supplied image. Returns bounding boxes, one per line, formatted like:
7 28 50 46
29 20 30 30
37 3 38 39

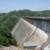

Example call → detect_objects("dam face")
24 18 50 49
12 18 48 47
25 18 50 35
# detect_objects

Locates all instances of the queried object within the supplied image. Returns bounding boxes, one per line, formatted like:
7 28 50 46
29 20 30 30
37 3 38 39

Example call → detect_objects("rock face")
0 46 26 50
0 46 35 50
0 46 18 50
0 46 44 50
0 46 43 50
11 18 48 49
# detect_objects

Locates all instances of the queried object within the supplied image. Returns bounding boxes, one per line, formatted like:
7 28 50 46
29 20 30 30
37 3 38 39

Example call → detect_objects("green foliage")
7 10 50 16
0 30 17 46
0 16 18 46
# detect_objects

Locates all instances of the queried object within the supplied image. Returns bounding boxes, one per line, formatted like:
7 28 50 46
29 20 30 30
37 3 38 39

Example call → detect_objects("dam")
24 16 50 49
24 16 50 35
11 17 48 50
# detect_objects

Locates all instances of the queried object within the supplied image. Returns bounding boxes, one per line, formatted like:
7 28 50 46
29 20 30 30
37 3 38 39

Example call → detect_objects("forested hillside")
5 10 50 17
0 10 50 46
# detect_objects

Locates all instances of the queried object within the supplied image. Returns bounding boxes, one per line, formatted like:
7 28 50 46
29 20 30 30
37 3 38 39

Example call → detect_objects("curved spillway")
11 18 48 47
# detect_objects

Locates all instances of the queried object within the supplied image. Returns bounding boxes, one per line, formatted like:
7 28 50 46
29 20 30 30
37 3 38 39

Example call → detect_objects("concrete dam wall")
25 18 50 49
11 18 48 48
25 18 50 35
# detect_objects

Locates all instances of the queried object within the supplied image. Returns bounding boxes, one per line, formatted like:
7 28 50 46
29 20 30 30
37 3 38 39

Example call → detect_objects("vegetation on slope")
7 10 50 16
0 16 18 46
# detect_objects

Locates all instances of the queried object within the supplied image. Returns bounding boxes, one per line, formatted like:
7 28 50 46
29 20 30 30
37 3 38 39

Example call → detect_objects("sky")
0 0 50 13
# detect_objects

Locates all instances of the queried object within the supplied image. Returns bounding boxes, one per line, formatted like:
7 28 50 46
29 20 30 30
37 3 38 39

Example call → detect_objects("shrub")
0 30 17 46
